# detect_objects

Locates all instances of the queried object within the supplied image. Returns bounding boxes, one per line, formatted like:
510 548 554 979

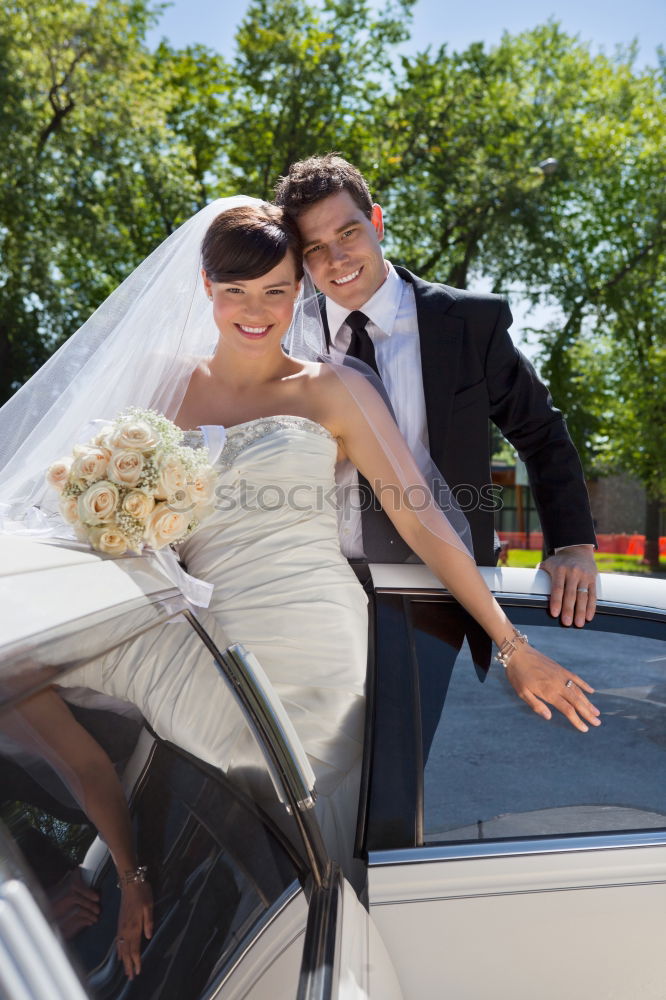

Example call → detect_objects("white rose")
59 494 80 524
46 458 72 492
188 468 217 510
70 446 110 484
155 456 188 501
122 489 155 520
89 524 128 556
109 420 159 451
77 481 120 524
143 504 190 549
93 425 114 449
107 449 144 487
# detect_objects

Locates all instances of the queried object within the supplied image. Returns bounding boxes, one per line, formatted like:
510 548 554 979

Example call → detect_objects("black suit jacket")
328 266 597 566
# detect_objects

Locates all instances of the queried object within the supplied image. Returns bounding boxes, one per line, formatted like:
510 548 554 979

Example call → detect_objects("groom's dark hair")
274 154 373 219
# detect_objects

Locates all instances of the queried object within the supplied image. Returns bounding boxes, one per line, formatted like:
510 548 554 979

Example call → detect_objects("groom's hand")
539 544 598 627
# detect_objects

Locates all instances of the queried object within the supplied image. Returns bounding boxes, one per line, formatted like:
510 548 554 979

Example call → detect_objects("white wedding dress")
58 415 369 876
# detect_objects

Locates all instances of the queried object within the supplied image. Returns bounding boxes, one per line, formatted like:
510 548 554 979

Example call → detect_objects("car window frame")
362 586 666 864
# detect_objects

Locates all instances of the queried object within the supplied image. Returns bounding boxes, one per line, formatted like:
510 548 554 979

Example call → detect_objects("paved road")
424 624 666 840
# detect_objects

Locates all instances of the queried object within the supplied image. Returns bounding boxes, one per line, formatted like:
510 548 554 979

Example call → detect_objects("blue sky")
146 0 664 68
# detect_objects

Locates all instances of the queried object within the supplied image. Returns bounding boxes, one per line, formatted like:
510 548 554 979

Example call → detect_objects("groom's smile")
331 267 362 286
297 190 388 309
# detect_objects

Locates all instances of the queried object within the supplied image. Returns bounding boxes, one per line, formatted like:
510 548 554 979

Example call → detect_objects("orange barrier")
498 532 666 557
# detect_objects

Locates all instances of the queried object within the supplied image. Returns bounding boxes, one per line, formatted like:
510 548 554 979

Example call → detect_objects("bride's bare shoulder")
299 360 365 391
296 361 349 405
297 363 385 438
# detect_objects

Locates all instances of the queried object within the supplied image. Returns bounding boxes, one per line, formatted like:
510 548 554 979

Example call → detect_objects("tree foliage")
0 0 201 399
1 0 664 531
223 0 413 197
371 22 665 514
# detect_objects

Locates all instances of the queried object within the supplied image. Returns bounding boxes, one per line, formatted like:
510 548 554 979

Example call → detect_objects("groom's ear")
371 204 384 242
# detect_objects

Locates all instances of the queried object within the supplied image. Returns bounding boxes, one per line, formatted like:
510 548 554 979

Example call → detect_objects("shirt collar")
326 260 403 347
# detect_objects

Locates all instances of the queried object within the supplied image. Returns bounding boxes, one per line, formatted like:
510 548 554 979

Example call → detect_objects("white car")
0 536 664 999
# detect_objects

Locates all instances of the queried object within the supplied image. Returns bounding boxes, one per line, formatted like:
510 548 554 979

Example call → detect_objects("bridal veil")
0 195 472 558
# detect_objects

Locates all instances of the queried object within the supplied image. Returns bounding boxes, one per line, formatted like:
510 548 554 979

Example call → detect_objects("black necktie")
342 311 412 562
344 311 380 377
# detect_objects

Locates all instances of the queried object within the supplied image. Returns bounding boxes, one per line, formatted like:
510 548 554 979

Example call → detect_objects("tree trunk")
643 494 663 574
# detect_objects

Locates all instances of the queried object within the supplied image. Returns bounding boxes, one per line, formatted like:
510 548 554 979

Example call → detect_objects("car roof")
0 534 177 649
1 536 663 652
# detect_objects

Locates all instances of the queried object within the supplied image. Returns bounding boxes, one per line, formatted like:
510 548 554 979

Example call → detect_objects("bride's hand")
504 646 602 732
116 880 153 979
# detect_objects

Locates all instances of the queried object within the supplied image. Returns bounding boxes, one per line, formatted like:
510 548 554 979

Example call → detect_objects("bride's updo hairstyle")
201 203 304 283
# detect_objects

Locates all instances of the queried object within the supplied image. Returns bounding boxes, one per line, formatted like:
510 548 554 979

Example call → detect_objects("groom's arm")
482 299 598 625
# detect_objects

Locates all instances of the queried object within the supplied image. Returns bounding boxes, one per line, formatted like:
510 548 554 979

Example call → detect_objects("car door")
0 536 402 1000
362 565 666 1000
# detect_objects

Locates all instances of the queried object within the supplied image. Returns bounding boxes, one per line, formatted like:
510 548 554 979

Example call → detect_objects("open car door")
0 536 401 999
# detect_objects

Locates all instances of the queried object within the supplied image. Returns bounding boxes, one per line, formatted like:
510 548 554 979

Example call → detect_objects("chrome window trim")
374 587 666 621
205 879 304 999
182 613 330 886
222 643 315 814
365 588 666 855
297 864 343 1000
368 828 666 866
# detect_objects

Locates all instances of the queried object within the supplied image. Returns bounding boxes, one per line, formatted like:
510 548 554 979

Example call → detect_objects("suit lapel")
393 266 463 471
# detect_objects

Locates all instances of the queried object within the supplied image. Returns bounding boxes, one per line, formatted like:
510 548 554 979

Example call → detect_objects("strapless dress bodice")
179 416 349 616
181 413 336 470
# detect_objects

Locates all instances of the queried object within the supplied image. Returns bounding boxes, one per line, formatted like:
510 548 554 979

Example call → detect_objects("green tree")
0 0 416 400
223 0 414 198
590 258 666 570
522 46 666 561
3 2 665 566
372 22 665 549
371 23 665 296
153 41 234 207
0 0 200 401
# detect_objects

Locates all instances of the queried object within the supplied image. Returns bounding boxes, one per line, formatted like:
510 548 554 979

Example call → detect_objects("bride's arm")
7 689 153 977
323 367 601 733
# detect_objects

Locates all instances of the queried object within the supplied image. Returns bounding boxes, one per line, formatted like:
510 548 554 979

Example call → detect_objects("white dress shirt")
327 261 427 557
327 261 588 559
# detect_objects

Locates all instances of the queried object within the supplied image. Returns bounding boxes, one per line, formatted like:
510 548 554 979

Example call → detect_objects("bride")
0 196 601 965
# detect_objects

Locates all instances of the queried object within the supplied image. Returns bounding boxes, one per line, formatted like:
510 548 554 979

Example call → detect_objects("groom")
274 154 598 629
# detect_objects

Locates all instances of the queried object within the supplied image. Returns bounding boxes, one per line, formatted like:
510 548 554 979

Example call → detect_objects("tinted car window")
0 667 305 998
417 603 666 843
79 742 303 999
365 593 666 850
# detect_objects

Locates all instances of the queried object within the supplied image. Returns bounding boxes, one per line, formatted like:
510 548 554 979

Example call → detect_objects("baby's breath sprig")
139 456 159 491
62 482 85 498
115 511 145 552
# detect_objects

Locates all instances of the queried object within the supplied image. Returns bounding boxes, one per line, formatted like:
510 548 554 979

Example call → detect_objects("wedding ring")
576 587 588 593
565 679 575 689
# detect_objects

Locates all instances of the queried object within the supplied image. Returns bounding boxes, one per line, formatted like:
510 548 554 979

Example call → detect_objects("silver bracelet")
117 865 148 889
495 628 528 668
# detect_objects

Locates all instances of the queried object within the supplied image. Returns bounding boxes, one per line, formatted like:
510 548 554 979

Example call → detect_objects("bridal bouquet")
46 409 216 555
